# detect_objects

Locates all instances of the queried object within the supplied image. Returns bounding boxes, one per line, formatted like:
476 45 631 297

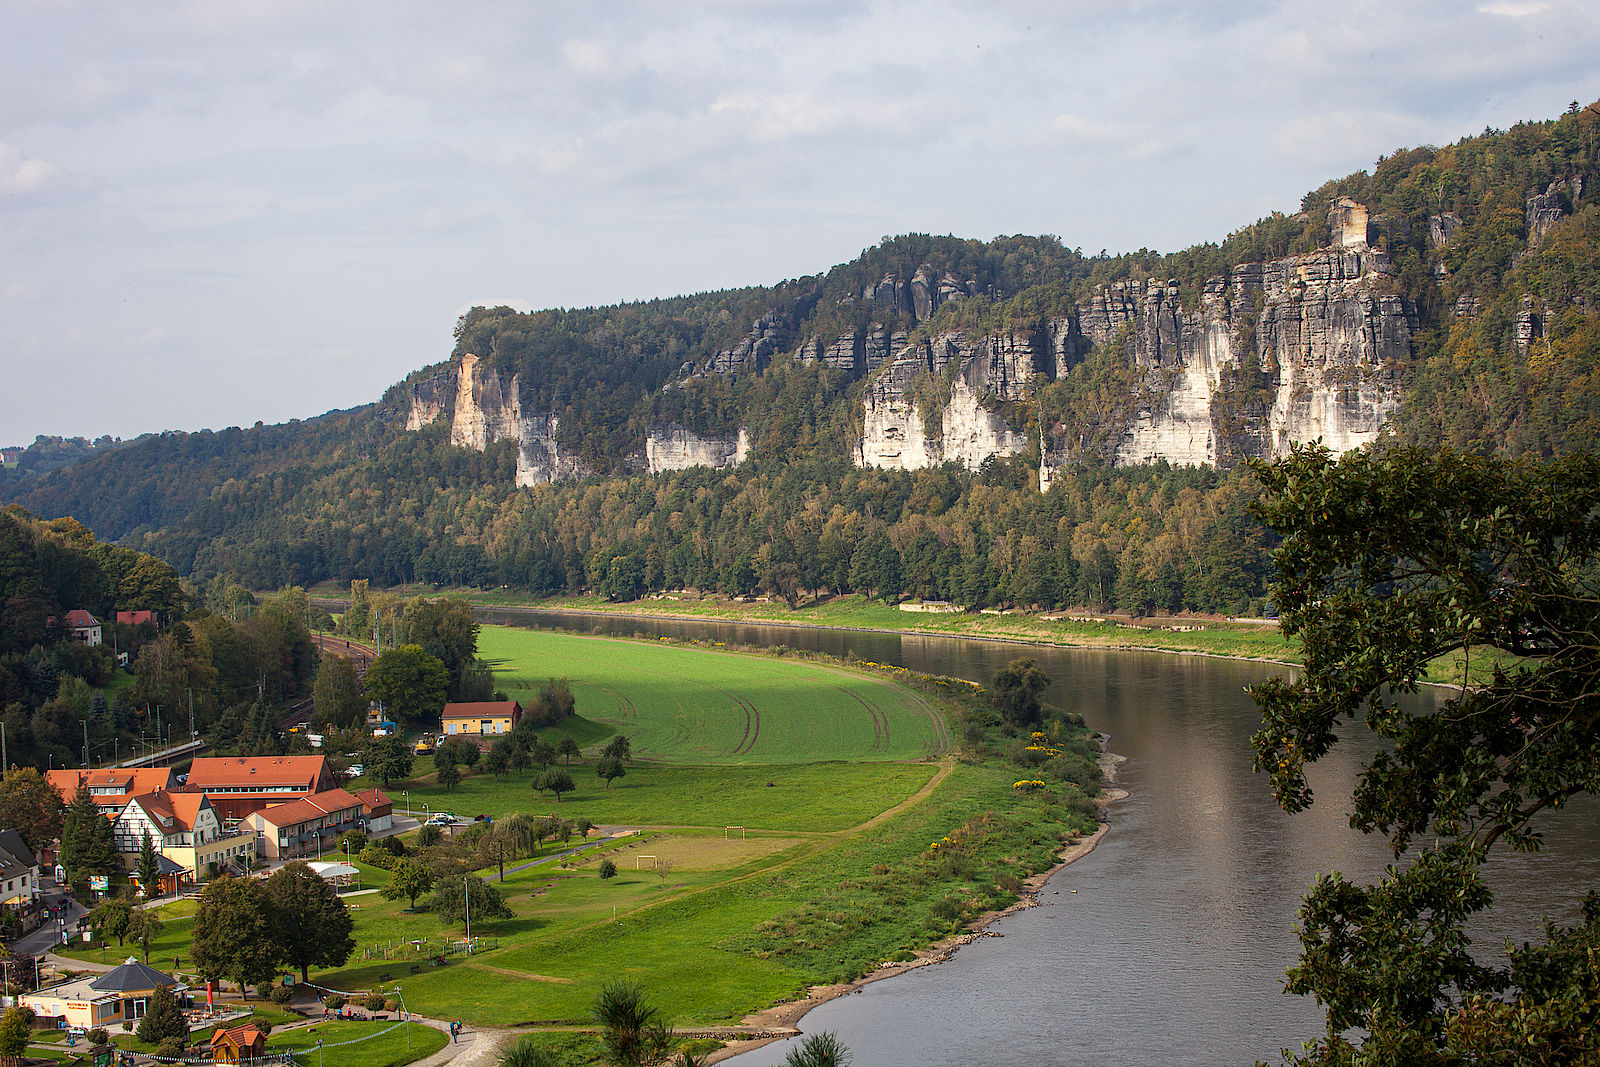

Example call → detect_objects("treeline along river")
479 608 1600 1065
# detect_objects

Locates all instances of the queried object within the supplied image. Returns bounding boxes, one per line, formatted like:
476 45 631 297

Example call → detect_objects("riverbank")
702 748 1129 1064
310 585 1295 664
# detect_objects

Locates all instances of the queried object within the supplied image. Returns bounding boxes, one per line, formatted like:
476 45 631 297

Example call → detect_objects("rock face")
409 208 1419 488
1046 245 1413 476
855 332 1037 471
1526 177 1583 247
645 425 750 472
405 353 588 487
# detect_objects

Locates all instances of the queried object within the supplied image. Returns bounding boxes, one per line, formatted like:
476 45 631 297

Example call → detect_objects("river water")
479 608 1600 1065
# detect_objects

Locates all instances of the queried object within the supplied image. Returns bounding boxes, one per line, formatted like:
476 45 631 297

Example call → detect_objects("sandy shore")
701 749 1128 1063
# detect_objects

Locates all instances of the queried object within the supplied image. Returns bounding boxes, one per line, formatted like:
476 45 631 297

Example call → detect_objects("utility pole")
463 875 471 951
1 719 7 773
83 720 90 769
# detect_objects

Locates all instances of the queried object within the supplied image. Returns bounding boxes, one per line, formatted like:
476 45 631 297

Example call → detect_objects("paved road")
10 884 88 957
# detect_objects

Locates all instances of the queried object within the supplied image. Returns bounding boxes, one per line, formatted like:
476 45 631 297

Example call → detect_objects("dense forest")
2 101 1597 616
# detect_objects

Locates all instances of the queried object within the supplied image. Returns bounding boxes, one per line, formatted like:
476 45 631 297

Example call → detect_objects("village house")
440 699 523 738
0 829 41 934
182 755 335 821
355 787 393 833
23 957 186 1030
113 789 255 888
115 609 159 630
47 768 179 812
242 787 364 861
210 1023 267 1063
61 609 103 646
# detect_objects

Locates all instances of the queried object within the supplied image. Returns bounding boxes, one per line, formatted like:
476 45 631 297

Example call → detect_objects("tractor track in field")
824 682 889 751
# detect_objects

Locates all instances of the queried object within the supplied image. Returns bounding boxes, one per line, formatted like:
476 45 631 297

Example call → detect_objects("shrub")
340 830 369 854
358 844 399 870
87 1028 108 1046
156 1035 186 1061
323 994 346 1011
364 993 387 1011
255 983 275 1000
996 874 1023 895
384 998 399 1013
269 983 294 1005
930 896 965 924
599 859 617 880
418 825 442 848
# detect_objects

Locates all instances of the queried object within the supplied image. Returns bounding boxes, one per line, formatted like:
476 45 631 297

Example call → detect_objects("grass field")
267 1021 447 1067
478 626 948 763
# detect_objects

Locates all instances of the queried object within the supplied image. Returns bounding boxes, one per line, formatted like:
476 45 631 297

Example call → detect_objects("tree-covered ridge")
0 100 1594 613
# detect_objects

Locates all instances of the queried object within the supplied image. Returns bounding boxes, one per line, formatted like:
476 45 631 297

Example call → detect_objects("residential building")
242 788 364 861
355 787 393 833
183 755 336 821
115 609 159 630
113 790 254 888
440 699 523 737
210 1024 267 1062
0 829 41 934
63 609 103 646
23 958 186 1029
46 768 179 812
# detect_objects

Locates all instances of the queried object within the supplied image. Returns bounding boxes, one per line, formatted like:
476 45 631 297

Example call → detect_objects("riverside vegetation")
57 627 1103 1062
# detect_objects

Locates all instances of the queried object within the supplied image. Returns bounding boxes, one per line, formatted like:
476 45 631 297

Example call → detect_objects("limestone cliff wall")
855 333 1034 472
645 425 750 473
405 353 591 487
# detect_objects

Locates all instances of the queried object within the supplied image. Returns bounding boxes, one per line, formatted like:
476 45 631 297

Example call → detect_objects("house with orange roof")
242 788 364 861
183 755 336 821
355 787 393 833
46 767 179 811
115 609 159 630
210 1023 267 1063
113 789 255 889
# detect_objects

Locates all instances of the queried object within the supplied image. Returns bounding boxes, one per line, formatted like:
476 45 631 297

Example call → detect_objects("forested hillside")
3 100 1596 615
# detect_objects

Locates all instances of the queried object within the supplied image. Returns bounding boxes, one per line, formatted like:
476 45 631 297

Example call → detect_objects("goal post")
724 826 746 839
635 855 658 869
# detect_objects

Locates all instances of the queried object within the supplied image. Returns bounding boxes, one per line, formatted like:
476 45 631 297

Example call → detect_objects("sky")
4 1 1599 446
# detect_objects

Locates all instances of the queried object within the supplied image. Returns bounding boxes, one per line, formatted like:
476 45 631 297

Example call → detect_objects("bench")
378 972 392 981
409 965 421 975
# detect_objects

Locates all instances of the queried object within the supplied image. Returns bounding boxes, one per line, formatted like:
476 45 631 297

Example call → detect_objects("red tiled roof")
355 788 391 813
47 768 177 805
441 700 521 720
186 756 327 791
250 788 362 829
126 790 211 833
211 1024 265 1051
64 609 99 628
116 610 157 626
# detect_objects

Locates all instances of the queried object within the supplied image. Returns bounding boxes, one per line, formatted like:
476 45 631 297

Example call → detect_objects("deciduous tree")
1249 445 1600 1063
363 644 449 729
262 861 355 982
429 875 511 930
0 768 63 854
191 876 279 1000
381 858 436 911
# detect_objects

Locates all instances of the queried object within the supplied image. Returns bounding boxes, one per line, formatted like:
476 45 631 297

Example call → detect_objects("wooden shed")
209 1023 267 1063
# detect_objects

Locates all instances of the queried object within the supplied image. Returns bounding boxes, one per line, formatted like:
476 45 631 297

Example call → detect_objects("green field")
478 626 948 763
75 627 1101 1048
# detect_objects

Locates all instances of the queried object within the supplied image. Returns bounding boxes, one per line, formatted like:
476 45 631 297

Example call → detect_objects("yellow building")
23 958 186 1029
440 700 523 737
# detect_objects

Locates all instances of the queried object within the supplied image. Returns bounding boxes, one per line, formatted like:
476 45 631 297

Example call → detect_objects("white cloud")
708 91 909 143
562 39 611 75
1478 1 1550 15
0 142 60 193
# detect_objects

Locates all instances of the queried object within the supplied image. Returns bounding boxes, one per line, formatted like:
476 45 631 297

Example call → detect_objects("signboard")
89 875 110 891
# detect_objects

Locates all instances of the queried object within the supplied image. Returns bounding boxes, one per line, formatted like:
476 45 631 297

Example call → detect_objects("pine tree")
58 784 116 896
134 985 186 1045
137 831 160 901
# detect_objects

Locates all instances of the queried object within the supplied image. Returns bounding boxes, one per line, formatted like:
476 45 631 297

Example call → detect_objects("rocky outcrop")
703 312 794 376
855 333 1036 472
1526 177 1583 247
646 425 750 472
405 353 589 487
1037 235 1414 475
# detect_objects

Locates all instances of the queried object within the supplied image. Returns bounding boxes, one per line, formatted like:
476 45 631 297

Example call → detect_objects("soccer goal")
635 855 658 869
724 826 746 839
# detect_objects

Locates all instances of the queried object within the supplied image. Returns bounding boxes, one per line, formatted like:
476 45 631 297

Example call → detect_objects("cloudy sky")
4 1 1598 445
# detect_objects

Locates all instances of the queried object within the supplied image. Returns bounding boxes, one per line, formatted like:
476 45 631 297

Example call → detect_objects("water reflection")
479 608 1599 1065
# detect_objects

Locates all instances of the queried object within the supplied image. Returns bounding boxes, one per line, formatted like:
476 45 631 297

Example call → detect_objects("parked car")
345 763 365 778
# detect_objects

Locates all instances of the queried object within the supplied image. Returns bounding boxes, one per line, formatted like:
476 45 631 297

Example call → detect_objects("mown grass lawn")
477 626 944 763
267 1021 446 1067
400 760 937 832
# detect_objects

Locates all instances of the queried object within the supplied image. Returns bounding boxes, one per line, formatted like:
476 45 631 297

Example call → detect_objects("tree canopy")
262 861 355 982
363 644 449 729
1249 445 1600 1063
190 875 279 998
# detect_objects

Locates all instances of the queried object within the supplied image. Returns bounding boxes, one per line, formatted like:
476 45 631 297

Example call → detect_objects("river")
478 608 1600 1065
